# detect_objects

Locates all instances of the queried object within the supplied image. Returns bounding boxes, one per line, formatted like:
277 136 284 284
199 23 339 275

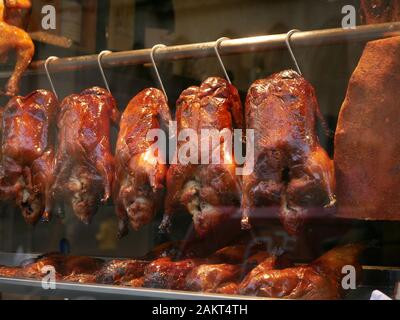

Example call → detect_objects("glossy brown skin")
143 257 202 290
51 87 120 224
242 70 335 235
239 244 363 300
17 254 104 280
96 259 149 285
124 277 145 287
63 273 97 284
360 0 400 24
63 256 104 275
0 90 58 224
185 263 240 293
0 0 34 96
0 265 21 277
160 77 243 238
114 88 171 236
17 254 65 279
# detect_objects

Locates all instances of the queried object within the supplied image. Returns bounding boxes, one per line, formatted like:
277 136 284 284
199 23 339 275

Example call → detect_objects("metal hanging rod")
1 22 400 79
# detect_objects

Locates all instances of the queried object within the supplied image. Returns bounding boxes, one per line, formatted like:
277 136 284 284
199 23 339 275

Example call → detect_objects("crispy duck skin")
0 0 34 96
160 77 243 238
95 259 149 285
185 249 272 294
242 70 335 235
360 0 400 24
143 257 202 290
185 263 241 293
114 88 171 236
0 90 58 224
0 265 21 277
17 253 104 279
63 273 97 284
51 87 120 224
238 244 363 300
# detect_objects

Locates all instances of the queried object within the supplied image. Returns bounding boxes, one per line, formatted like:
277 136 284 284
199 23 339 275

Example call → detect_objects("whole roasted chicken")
114 88 171 236
51 87 120 224
0 0 34 96
242 70 335 235
160 77 243 238
0 90 57 224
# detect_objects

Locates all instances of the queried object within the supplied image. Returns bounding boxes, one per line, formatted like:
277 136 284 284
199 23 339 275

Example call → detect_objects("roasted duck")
17 253 104 280
186 263 240 293
51 87 120 224
0 0 34 96
114 88 171 236
242 70 335 235
335 36 400 220
239 244 363 299
63 273 97 284
143 257 202 290
160 77 243 238
0 90 58 224
0 265 20 277
95 259 149 285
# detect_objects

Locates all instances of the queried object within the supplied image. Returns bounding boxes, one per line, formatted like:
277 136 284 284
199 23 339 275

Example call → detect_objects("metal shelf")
1 22 399 79
0 277 268 300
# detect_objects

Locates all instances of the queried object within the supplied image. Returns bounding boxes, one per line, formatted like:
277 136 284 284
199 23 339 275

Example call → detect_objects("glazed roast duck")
50 87 120 224
160 77 243 238
0 242 364 300
114 88 171 236
242 70 335 235
0 90 58 224
0 0 34 96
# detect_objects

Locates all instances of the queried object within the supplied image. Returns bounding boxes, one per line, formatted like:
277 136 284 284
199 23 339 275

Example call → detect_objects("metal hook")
98 50 112 93
214 37 231 84
44 56 59 99
285 29 302 75
150 44 168 101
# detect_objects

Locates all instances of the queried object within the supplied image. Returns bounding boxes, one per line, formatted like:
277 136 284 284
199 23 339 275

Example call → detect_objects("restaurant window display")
0 0 399 300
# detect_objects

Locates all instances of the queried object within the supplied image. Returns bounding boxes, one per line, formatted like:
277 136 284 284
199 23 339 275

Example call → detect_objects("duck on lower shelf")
0 241 363 300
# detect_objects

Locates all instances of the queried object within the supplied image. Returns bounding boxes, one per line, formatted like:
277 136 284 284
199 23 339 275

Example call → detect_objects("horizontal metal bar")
1 22 400 79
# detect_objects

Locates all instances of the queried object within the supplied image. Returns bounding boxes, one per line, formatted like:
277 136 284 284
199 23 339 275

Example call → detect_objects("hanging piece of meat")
335 36 400 220
360 0 400 24
242 70 335 235
51 87 120 224
0 0 34 96
160 77 243 238
0 90 58 224
114 88 171 236
238 244 363 299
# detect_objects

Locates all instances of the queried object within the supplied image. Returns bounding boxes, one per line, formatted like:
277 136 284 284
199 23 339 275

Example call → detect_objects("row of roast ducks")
0 241 363 299
0 70 335 238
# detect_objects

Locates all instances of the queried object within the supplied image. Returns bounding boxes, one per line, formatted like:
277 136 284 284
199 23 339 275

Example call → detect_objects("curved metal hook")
285 29 302 75
214 37 231 84
44 56 59 99
98 50 112 92
150 44 168 101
